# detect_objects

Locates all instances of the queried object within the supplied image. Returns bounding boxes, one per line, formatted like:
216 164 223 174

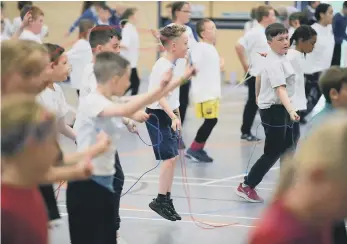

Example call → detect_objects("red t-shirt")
249 200 332 244
1 184 48 244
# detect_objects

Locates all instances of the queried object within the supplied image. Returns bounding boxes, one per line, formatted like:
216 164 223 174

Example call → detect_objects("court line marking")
56 179 274 191
125 174 276 184
201 167 280 186
57 206 259 221
58 212 256 228
121 179 273 191
125 174 277 185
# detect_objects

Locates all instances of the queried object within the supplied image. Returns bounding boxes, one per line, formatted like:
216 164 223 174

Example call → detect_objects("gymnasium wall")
3 1 296 81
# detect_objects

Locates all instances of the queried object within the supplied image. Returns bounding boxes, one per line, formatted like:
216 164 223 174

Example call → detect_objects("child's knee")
164 157 176 168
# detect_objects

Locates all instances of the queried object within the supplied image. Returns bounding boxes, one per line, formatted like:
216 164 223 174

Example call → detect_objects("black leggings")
125 68 140 95
194 118 218 143
39 184 61 221
113 151 124 231
301 72 322 119
179 81 191 125
244 105 295 188
241 75 258 135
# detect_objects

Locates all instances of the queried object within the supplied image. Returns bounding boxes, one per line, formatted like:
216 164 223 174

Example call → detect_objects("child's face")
111 66 131 96
130 11 138 24
263 9 277 26
176 3 191 24
290 19 300 29
98 36 121 54
332 83 347 109
51 54 71 82
320 6 334 25
31 15 44 35
300 35 317 54
172 32 189 59
268 33 289 55
98 8 111 22
201 21 216 43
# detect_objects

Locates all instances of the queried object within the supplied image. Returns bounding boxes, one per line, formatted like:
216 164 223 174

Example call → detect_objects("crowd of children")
1 1 347 244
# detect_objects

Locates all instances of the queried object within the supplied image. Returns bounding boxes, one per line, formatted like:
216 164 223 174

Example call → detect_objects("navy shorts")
145 108 179 160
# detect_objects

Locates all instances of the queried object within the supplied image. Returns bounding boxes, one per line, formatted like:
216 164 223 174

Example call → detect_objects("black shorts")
145 108 179 161
66 180 117 244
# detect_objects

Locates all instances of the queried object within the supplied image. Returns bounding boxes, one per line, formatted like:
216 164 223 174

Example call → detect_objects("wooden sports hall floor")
52 80 303 244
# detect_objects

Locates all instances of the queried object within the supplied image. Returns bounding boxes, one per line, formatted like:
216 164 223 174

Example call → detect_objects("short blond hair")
1 40 48 81
159 24 186 46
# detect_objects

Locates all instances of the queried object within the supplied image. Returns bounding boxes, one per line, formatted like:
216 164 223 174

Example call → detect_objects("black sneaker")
167 199 182 220
185 148 213 163
149 198 176 221
241 133 261 142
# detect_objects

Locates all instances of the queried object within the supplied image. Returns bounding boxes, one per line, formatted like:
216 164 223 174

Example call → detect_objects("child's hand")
91 131 111 157
289 110 300 122
131 111 150 123
171 117 181 132
182 65 198 81
220 58 225 72
74 156 93 180
21 11 33 28
159 68 174 89
126 120 138 134
151 29 160 40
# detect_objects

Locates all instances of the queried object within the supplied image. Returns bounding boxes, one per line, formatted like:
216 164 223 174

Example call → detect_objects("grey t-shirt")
258 50 296 110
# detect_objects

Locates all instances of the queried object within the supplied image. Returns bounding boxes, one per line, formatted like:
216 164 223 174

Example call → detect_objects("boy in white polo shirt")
66 19 94 97
235 5 277 141
68 51 191 243
185 19 221 163
120 8 140 95
236 23 300 203
146 24 197 221
18 5 44 43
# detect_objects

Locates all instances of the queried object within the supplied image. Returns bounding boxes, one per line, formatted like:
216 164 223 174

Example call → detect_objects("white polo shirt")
258 50 296 110
303 23 334 74
120 22 139 68
238 24 270 77
286 49 307 111
79 62 97 98
66 39 93 90
147 57 180 110
74 91 122 176
191 42 221 103
19 29 42 43
36 83 69 120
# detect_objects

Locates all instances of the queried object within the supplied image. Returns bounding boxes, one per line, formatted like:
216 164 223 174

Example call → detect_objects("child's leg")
39 184 61 222
236 106 288 203
113 151 124 233
187 118 218 162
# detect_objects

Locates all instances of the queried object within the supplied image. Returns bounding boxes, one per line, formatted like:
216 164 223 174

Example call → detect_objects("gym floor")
54 80 295 244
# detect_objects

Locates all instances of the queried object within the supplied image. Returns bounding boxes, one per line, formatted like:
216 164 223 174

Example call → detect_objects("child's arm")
158 97 177 119
57 118 76 141
41 159 92 183
276 86 299 121
100 69 191 118
11 11 31 40
255 75 261 104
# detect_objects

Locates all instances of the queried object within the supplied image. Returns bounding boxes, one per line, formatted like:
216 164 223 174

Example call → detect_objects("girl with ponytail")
286 25 317 145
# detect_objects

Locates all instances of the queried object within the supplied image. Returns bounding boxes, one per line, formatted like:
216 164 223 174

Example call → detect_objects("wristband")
180 77 188 86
